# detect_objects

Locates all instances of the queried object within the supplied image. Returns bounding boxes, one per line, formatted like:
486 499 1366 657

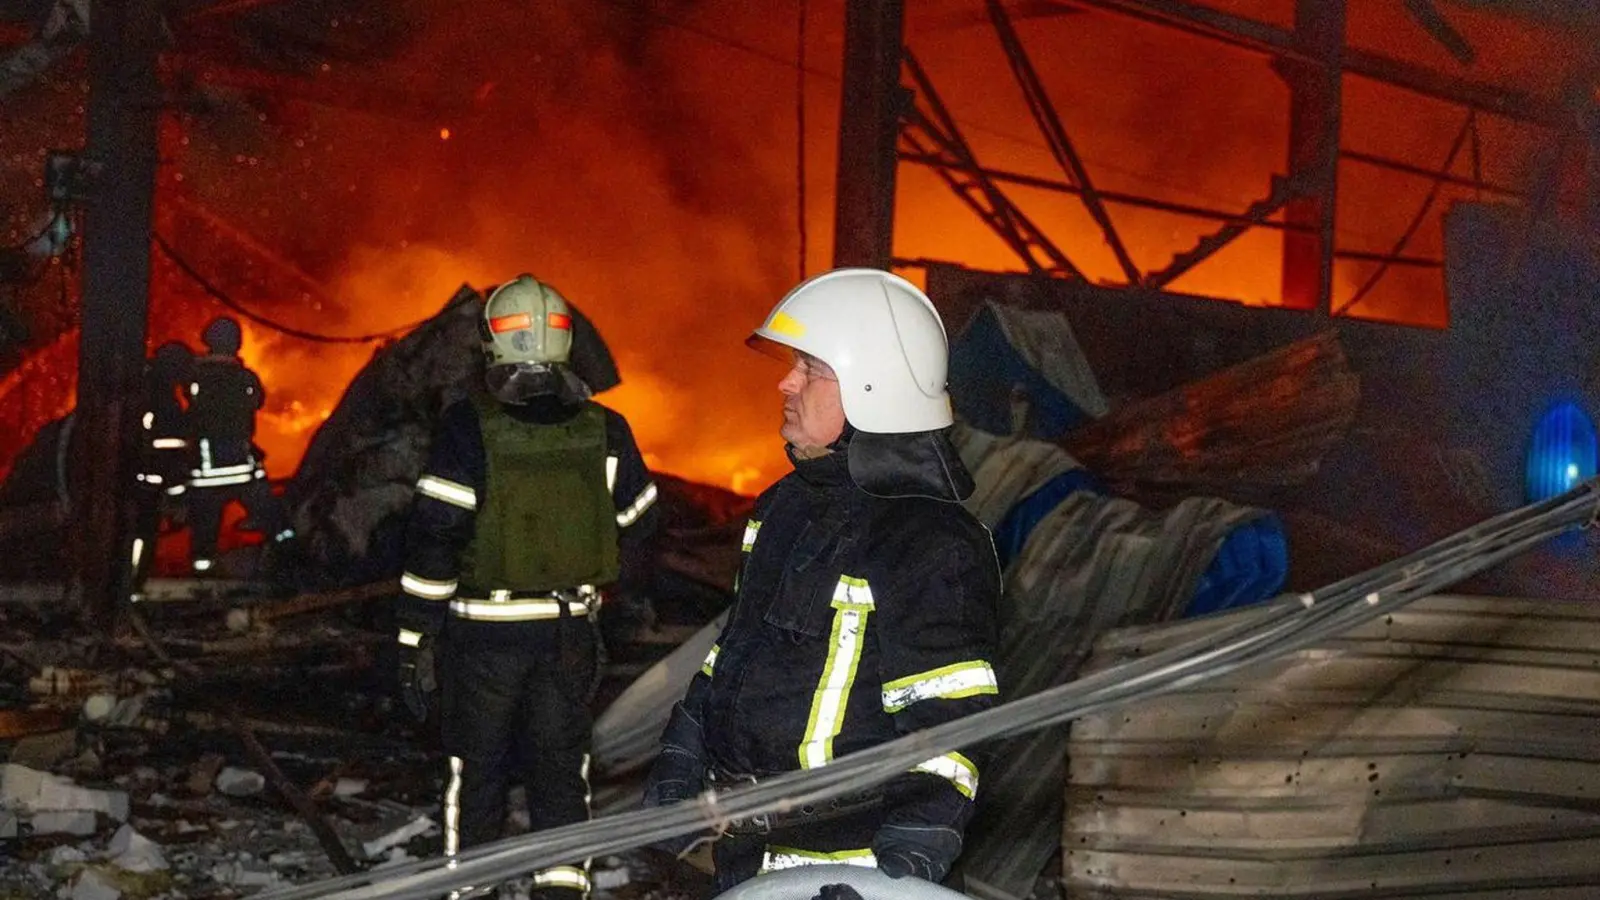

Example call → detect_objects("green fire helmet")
480 275 574 367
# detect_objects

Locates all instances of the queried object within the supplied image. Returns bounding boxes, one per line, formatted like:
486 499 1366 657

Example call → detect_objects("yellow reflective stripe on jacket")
880 660 999 713
912 750 980 799
401 571 458 601
617 481 658 527
532 865 591 892
702 643 720 677
799 576 874 769
397 629 425 647
741 520 762 552
758 846 877 875
415 474 477 511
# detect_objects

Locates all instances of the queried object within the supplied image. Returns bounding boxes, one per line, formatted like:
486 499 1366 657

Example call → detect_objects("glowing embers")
1526 401 1598 503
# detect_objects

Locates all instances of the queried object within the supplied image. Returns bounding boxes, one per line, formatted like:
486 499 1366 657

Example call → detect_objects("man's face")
779 350 846 450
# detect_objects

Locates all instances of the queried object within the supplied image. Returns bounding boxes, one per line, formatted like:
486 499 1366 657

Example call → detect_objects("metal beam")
831 0 905 270
1280 0 1344 312
902 52 1084 279
72 0 163 629
986 0 1142 284
1051 0 1573 129
1146 173 1311 290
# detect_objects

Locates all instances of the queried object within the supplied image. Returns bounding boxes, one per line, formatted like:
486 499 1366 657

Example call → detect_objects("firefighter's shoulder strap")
463 393 620 592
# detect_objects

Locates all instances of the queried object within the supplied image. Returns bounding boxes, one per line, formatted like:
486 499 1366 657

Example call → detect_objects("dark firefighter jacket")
398 393 659 649
654 448 1001 843
187 355 264 445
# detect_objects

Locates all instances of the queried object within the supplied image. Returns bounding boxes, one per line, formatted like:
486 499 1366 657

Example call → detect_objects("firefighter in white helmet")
396 274 658 900
644 268 1001 891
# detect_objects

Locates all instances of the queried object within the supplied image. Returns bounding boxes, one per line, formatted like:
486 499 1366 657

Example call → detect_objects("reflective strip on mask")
397 629 425 647
880 660 1000 713
742 520 762 552
616 481 658 527
449 592 592 622
606 455 619 493
444 756 463 856
401 572 458 601
702 643 720 677
532 866 591 892
416 474 477 511
799 576 874 769
912 751 980 800
758 847 876 875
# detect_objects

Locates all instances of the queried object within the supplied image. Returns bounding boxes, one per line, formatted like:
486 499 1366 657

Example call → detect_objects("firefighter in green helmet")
395 274 659 900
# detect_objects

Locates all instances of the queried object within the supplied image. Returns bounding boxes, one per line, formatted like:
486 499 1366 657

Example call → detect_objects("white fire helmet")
750 268 953 434
481 275 574 367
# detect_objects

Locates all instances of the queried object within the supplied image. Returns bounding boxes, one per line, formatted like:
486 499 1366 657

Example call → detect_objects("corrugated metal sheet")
1064 594 1600 898
952 431 1267 900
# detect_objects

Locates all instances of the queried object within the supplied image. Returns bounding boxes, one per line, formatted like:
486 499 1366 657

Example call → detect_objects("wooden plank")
1066 833 1600 894
1066 796 1600 850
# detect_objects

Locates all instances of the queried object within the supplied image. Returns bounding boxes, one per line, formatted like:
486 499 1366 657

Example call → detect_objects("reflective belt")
701 643 720 677
616 482 658 527
401 572 458 601
880 660 999 713
191 439 264 487
912 751 980 799
416 474 477 511
799 576 874 769
448 588 593 622
758 847 876 875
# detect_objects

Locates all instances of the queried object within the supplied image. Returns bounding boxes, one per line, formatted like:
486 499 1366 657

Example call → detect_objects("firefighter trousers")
439 619 597 900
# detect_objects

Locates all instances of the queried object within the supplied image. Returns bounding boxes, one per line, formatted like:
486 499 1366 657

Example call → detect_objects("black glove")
641 704 710 855
397 638 437 724
873 823 962 883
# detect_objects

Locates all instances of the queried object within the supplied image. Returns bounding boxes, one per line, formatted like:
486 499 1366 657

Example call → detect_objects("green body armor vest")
461 395 620 592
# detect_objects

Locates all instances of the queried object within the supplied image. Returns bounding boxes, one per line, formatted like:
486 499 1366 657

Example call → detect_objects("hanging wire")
153 233 447 344
1333 111 1474 317
795 0 809 281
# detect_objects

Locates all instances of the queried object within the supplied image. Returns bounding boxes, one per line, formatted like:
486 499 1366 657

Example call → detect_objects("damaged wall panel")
1064 594 1600 897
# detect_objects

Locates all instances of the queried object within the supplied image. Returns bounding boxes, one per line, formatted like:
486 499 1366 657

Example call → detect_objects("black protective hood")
843 428 975 503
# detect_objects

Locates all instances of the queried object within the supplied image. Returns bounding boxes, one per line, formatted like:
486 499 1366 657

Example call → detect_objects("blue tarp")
992 469 1287 617
949 305 1095 440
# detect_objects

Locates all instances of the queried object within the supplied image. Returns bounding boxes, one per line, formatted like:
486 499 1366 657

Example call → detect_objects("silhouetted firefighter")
183 316 293 575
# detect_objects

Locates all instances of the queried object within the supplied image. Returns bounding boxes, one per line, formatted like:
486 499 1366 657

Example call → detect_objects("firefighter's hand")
873 823 962 882
813 885 865 900
396 638 437 724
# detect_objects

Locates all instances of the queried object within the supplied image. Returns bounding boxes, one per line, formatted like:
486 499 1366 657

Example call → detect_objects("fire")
0 0 1574 497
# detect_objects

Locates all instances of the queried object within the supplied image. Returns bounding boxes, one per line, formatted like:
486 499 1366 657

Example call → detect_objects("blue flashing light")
1526 401 1598 502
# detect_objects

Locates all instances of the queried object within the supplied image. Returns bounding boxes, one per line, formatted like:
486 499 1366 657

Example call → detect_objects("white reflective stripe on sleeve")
701 643 720 677
758 847 876 874
192 463 255 478
397 629 425 647
401 572 458 601
444 756 463 856
151 437 188 449
913 751 980 799
449 597 592 621
616 481 658 527
798 576 874 769
741 520 762 552
130 538 144 568
880 660 1000 713
189 472 255 488
415 474 477 511
606 455 619 494
532 866 591 892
